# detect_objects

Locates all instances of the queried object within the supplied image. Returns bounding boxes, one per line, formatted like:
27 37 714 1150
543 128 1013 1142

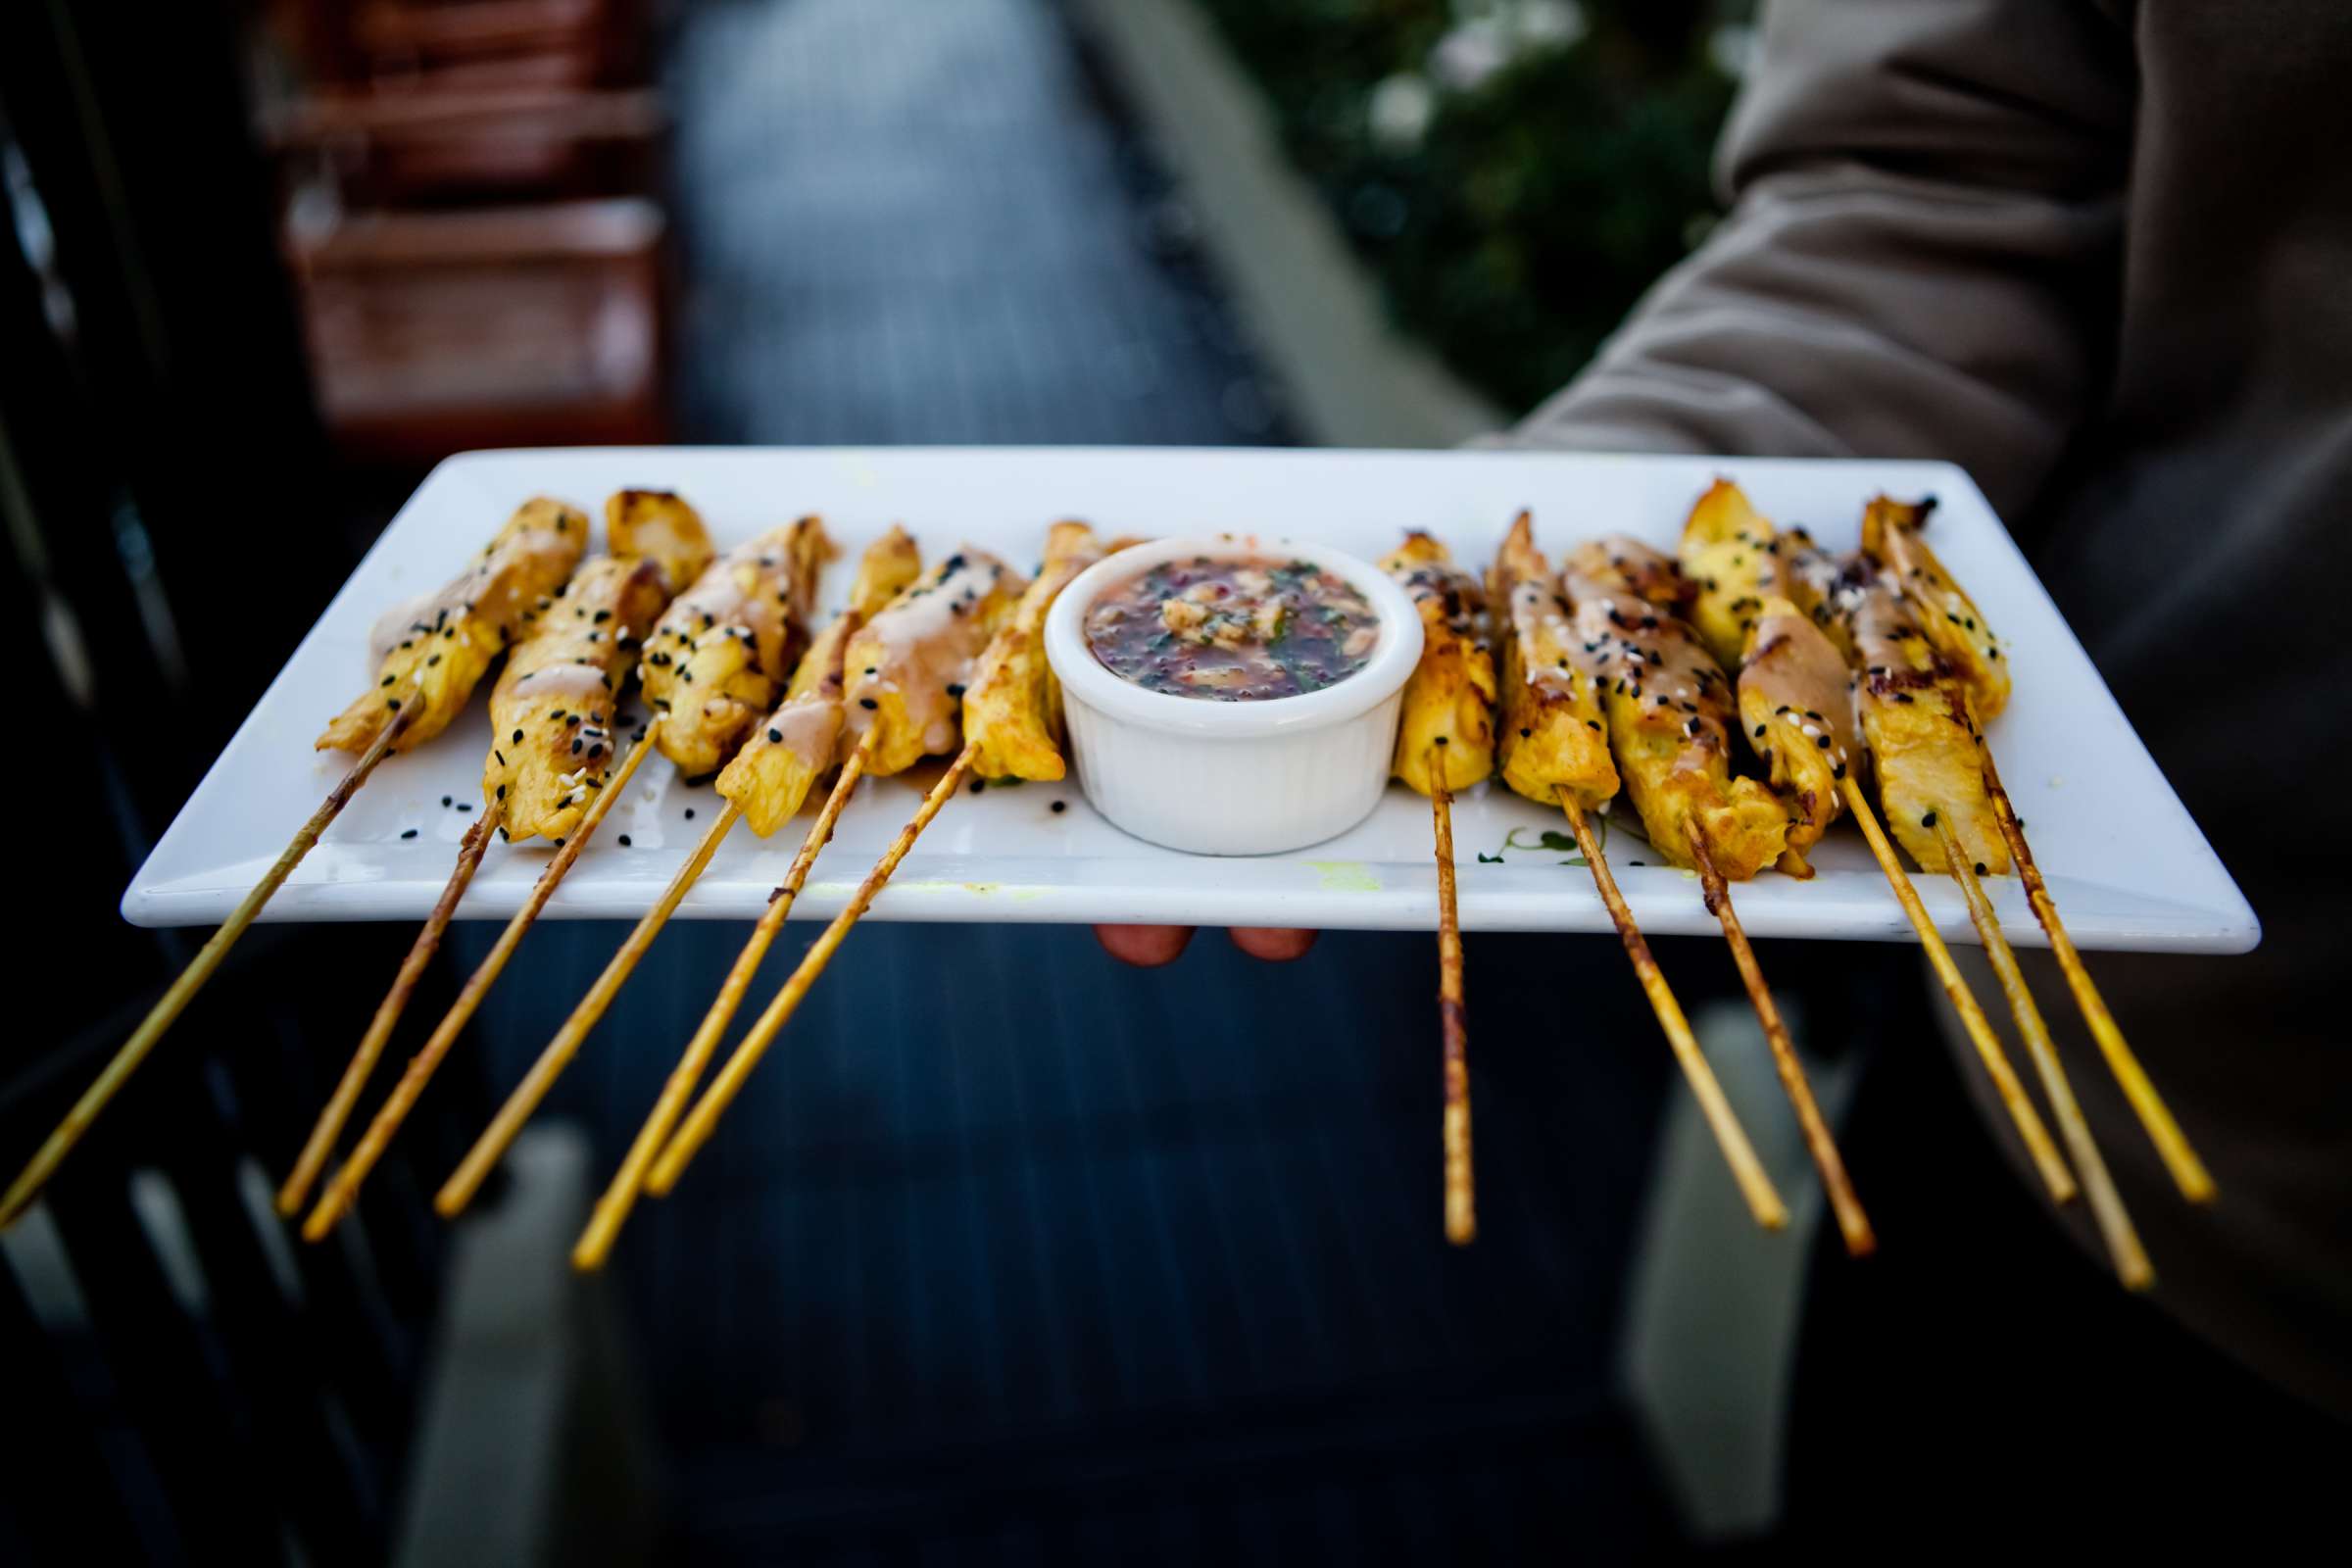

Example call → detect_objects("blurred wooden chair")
265 85 664 206
259 0 672 458
286 197 669 460
288 0 643 93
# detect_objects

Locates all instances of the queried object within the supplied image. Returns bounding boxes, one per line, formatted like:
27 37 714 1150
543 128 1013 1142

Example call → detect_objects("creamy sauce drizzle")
508 662 614 701
1745 609 1860 762
847 550 1014 755
1562 569 1724 737
766 697 843 771
1509 579 1584 696
366 516 575 666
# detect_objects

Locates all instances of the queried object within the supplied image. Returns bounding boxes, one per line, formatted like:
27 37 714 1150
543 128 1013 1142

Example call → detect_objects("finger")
1095 924 1197 967
1228 926 1318 962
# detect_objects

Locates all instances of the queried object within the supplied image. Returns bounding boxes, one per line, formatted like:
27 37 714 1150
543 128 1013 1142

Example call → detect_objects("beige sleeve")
1504 0 2134 521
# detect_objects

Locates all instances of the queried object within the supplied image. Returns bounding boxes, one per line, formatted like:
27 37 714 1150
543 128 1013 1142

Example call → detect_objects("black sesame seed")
1922 809 1938 827
1975 861 1988 876
969 779 985 795
684 808 695 819
401 828 418 839
617 834 632 847
860 698 878 710
442 795 453 807
1051 800 1066 813
768 728 782 743
513 728 524 743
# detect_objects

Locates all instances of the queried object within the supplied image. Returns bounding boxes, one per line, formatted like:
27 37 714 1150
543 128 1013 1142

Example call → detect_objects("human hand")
1093 925 1319 966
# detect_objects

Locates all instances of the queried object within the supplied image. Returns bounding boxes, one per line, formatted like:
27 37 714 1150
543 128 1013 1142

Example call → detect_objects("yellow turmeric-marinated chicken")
1562 540 1788 879
1860 495 2010 721
964 521 1105 783
1384 532 1497 796
1844 557 2010 877
843 546 1027 777
606 489 716 597
1774 526 1861 662
1737 598 1859 878
1678 479 1782 670
486 556 676 842
717 527 923 836
1584 533 1695 622
1658 479 1851 875
1489 512 1617 811
320 497 586 755
640 517 828 777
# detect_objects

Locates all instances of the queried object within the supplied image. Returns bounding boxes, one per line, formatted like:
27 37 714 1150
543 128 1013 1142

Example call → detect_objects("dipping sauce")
1084 556 1381 701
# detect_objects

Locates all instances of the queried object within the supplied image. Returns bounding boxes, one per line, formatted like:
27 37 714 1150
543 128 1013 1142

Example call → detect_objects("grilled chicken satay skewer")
1490 513 1788 1231
1779 512 2128 1264
279 494 715 1217
0 499 584 1229
1687 487 2079 1211
1381 534 1498 1246
567 529 925 1268
1839 548 2148 1284
1862 498 2212 1204
1561 532 1874 1252
416 518 838 1223
643 530 1086 1198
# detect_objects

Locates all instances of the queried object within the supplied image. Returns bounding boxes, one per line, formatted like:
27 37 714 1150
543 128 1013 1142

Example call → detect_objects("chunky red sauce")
1084 557 1380 701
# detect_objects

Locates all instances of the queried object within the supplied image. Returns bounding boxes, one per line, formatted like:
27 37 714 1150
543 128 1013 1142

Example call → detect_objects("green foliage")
1194 1 1742 414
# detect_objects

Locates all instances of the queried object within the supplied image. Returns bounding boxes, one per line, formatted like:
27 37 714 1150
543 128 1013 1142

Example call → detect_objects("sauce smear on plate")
1085 557 1380 701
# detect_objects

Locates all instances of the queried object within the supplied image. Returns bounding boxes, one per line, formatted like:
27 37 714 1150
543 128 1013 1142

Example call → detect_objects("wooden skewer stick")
1838 776 2076 1203
1976 745 2215 1203
301 726 661 1240
277 800 506 1215
1428 749 1474 1247
1 707 415 1229
647 744 977 1197
571 731 877 1270
432 793 745 1223
1685 822 1876 1257
1557 796 1789 1231
1936 820 2154 1290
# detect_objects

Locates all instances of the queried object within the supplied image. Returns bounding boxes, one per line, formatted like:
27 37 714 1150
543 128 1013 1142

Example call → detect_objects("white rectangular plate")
123 448 2256 953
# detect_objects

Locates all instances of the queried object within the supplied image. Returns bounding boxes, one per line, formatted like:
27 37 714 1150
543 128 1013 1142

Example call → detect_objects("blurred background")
4 2 2329 1564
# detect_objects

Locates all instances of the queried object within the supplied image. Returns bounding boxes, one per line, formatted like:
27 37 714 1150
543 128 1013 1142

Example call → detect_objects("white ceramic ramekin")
1044 535 1424 856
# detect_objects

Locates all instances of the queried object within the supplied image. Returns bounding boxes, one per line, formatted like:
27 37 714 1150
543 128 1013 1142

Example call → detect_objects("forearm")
1501 0 2132 523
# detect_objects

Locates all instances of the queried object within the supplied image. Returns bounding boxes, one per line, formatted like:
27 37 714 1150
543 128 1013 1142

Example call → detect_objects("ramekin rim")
1043 534 1423 737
